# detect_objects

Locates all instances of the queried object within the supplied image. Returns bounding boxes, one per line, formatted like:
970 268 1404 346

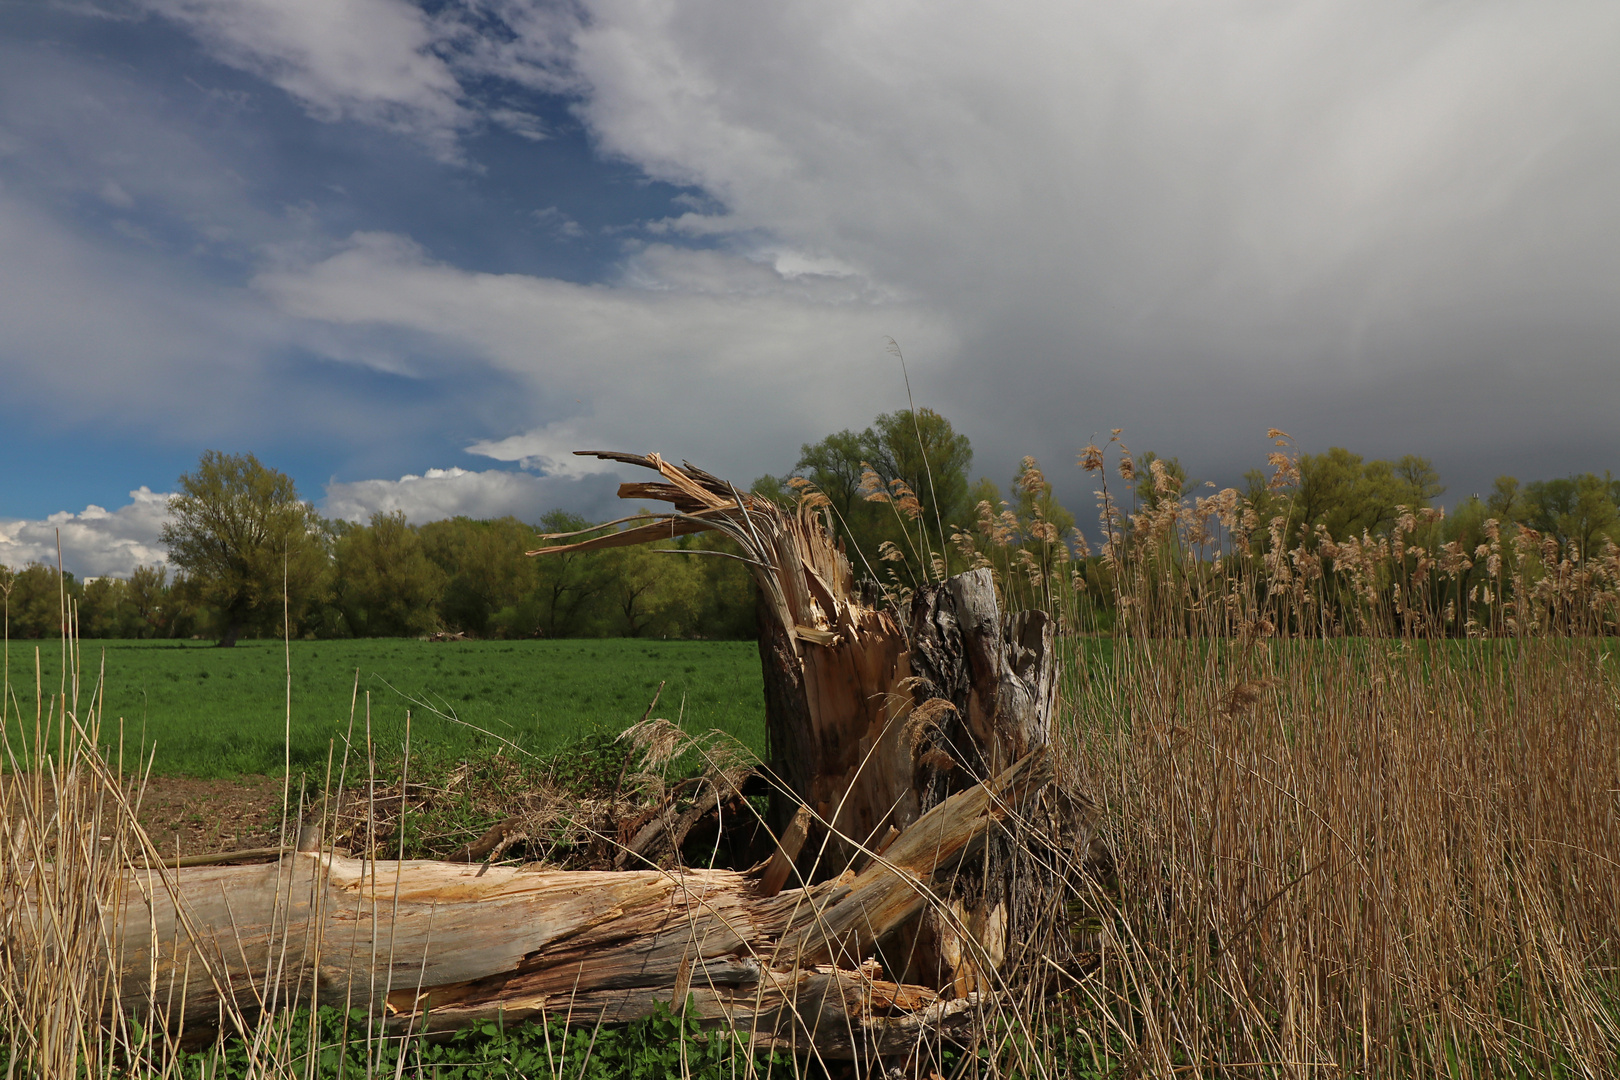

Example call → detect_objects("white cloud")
255 231 953 486
98 180 134 208
466 420 606 478
0 43 307 256
531 205 584 239
12 0 1620 522
320 466 623 525
489 107 548 142
141 0 470 157
200 0 1620 495
0 189 282 426
0 488 172 579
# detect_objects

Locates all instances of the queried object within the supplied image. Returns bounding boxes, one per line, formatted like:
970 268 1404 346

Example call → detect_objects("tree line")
3 424 1616 643
0 512 757 644
1 453 756 644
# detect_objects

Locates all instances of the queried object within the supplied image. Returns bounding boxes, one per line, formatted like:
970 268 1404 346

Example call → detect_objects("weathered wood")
612 771 755 870
759 805 811 898
73 754 1044 1058
530 456 1072 995
534 453 921 871
899 570 1065 992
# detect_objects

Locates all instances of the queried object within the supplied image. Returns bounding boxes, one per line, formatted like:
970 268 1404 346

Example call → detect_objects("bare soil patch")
131 774 288 858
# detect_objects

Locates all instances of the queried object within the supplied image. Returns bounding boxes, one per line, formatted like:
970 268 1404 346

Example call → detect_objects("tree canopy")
11 434 1618 644
159 451 327 646
786 407 975 581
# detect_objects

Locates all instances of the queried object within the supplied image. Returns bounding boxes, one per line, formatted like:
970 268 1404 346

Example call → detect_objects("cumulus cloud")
140 0 470 157
320 466 625 525
13 0 1620 532
0 489 172 579
176 0 1619 501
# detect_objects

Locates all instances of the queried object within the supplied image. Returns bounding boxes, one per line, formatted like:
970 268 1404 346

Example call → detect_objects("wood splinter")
95 753 1048 1060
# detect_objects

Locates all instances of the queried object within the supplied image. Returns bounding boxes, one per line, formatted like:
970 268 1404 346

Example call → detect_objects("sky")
2 0 1618 578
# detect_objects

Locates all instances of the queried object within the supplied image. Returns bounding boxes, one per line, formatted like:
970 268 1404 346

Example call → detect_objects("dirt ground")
4 772 291 859
131 774 290 857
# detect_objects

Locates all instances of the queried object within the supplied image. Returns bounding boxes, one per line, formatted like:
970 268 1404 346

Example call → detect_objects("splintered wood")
533 452 1072 992
97 753 1048 1060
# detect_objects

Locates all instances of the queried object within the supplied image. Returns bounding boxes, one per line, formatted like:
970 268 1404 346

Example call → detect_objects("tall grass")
1057 634 1620 1076
982 433 1620 1076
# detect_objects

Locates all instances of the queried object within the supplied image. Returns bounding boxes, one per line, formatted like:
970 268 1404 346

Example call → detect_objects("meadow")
2 638 766 777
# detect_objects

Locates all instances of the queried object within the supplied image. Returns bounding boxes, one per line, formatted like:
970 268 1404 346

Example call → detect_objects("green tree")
126 565 174 638
80 576 137 638
748 474 793 505
1521 473 1620 556
1295 448 1444 541
793 429 872 524
160 452 329 647
686 530 757 638
527 510 612 638
792 408 975 579
333 511 446 637
866 408 975 545
1133 451 1191 513
601 541 704 638
1295 448 1374 538
1486 476 1522 521
419 517 538 637
1393 454 1445 505
2 564 81 640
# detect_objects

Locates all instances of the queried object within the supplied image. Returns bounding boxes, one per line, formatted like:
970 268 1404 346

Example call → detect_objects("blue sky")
2 0 694 519
3 0 1619 576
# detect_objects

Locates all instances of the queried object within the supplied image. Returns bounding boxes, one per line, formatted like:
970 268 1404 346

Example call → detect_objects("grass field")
1 638 765 777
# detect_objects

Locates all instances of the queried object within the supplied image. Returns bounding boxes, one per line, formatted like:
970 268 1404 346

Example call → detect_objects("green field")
1 638 765 777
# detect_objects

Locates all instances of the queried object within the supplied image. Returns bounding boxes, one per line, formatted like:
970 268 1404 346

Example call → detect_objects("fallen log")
90 752 1048 1060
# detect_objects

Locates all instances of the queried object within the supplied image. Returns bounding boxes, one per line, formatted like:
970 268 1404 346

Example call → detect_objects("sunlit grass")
3 638 765 776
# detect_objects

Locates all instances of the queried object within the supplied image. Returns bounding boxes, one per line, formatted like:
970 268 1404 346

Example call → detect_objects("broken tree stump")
532 452 1079 992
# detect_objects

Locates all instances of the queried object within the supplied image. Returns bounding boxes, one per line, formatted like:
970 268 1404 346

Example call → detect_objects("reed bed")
1055 634 1620 1077
1024 433 1619 1077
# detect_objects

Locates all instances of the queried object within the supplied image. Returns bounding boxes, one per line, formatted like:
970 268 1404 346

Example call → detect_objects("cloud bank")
234 0 1620 494
0 489 172 579
322 465 625 526
255 231 951 485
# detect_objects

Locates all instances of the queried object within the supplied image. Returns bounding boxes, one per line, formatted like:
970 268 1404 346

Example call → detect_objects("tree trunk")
533 454 1077 994
85 754 1048 1062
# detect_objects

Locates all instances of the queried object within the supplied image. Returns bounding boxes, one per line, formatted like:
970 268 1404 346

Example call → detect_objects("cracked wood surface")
81 753 1045 1058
